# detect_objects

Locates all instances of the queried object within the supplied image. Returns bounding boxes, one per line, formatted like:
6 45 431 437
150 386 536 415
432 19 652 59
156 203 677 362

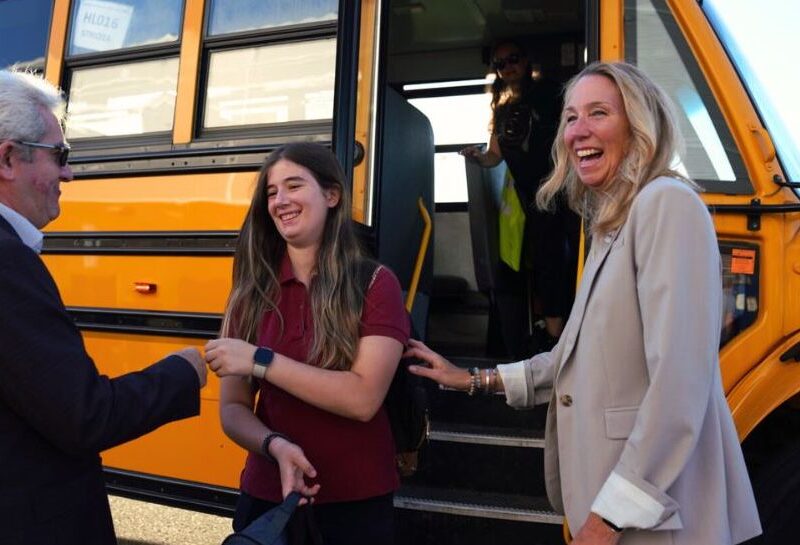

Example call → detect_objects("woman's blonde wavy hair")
220 143 365 371
536 61 697 235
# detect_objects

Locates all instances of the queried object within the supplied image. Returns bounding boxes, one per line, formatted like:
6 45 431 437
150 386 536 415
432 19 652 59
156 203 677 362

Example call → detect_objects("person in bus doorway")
461 40 580 356
0 69 207 545
405 62 762 544
204 143 409 545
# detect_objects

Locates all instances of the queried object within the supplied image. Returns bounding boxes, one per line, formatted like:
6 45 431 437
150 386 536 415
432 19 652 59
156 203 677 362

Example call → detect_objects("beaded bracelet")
467 367 480 396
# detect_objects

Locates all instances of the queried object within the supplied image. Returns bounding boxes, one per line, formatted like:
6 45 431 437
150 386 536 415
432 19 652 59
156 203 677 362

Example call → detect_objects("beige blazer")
499 177 761 544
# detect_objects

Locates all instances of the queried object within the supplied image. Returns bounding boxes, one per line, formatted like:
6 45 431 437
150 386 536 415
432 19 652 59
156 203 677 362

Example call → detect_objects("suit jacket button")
560 394 573 407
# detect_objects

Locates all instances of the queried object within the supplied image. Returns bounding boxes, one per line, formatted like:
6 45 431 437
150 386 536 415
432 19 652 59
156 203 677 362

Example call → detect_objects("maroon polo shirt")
240 255 410 504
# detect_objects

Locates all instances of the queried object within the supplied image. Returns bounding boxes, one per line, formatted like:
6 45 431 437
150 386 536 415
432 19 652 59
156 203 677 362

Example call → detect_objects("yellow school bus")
3 0 799 543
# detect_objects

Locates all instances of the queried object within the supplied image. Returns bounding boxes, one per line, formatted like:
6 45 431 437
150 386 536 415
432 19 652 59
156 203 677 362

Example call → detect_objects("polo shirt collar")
278 252 296 284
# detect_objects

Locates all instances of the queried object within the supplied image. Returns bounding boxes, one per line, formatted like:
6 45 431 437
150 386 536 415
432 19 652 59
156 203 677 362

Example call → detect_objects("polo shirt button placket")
300 303 305 334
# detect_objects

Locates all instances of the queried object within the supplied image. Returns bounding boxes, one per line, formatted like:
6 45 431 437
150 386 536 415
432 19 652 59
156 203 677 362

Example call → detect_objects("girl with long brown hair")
205 143 409 545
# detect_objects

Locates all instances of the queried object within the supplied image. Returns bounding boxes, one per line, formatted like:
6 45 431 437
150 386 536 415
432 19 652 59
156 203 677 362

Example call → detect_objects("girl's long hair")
536 61 697 235
221 143 365 370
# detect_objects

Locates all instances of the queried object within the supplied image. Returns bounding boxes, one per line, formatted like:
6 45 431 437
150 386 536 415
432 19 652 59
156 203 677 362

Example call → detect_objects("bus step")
429 421 545 448
394 485 562 524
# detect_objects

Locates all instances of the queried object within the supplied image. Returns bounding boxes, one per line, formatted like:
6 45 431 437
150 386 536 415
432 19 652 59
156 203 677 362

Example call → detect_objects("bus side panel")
83 333 245 489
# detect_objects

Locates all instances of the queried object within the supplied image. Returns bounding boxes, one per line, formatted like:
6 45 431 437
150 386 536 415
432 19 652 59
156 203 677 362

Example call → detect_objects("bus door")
379 1 596 544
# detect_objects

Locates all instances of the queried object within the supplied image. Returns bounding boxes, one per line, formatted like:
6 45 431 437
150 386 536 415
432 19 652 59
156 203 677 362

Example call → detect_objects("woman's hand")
405 339 470 391
570 513 621 545
459 144 485 165
270 437 321 503
204 338 257 377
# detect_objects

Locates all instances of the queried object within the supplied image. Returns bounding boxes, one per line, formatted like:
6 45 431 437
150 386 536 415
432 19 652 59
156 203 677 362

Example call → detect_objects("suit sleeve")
591 182 722 529
498 350 556 408
0 241 200 457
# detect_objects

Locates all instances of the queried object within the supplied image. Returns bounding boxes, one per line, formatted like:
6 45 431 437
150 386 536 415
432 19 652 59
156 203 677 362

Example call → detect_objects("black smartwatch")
252 347 274 379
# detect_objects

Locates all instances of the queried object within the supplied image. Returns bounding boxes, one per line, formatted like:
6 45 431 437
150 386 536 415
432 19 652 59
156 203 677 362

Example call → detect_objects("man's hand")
171 347 207 388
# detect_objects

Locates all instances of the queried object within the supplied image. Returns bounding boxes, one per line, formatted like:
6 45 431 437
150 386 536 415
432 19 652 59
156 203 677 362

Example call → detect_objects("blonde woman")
205 143 409 545
406 62 761 544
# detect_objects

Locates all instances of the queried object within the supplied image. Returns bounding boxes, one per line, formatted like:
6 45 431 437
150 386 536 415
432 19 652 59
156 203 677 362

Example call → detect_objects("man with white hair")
0 69 207 545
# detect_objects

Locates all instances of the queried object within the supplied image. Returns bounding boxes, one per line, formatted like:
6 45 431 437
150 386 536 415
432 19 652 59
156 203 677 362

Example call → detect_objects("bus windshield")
703 0 800 182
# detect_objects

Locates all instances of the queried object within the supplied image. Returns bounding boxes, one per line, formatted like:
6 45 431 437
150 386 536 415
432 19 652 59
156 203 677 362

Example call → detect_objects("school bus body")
3 0 798 541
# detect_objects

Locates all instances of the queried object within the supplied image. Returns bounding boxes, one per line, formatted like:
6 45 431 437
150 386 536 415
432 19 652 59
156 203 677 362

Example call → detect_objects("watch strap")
261 432 291 463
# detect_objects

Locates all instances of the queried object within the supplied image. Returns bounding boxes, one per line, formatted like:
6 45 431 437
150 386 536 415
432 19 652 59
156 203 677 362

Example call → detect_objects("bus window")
702 0 800 184
625 0 752 194
66 58 179 138
67 0 183 55
203 39 336 129
207 0 337 36
199 1 338 135
0 0 53 71
409 90 493 203
63 0 184 141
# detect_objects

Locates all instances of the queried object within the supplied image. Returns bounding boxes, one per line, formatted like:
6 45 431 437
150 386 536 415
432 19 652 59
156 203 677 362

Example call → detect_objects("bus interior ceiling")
386 0 585 360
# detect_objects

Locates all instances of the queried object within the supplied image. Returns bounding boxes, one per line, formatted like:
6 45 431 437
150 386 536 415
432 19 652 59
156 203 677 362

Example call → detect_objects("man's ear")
325 187 341 208
0 141 16 181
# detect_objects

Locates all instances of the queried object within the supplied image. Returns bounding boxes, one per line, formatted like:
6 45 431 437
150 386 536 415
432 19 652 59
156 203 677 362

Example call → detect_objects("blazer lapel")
555 227 622 381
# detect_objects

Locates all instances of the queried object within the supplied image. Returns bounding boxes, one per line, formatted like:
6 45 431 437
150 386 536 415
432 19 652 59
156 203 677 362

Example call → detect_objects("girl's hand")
270 437 321 503
204 338 257 377
405 339 471 391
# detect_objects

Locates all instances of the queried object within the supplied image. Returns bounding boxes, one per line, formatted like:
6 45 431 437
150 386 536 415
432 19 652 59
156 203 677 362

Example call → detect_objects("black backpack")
221 492 323 545
358 259 432 477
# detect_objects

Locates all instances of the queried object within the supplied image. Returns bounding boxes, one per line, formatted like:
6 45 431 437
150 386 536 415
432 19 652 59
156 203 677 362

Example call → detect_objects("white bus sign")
73 0 134 52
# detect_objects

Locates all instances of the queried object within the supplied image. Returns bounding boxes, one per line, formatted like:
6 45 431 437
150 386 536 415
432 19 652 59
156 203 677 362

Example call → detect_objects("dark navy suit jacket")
0 215 200 545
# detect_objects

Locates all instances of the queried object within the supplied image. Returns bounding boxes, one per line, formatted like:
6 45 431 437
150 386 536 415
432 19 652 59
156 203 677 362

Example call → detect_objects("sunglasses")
492 53 522 71
14 140 71 167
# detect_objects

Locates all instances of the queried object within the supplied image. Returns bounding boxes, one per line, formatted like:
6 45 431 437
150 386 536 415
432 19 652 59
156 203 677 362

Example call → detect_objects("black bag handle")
222 492 303 545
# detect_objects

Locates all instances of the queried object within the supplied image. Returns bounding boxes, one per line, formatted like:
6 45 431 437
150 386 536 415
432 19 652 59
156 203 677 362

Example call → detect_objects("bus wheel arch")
730 338 800 544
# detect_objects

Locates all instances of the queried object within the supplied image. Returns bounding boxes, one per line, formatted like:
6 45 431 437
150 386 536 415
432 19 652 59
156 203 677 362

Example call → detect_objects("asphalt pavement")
110 495 232 545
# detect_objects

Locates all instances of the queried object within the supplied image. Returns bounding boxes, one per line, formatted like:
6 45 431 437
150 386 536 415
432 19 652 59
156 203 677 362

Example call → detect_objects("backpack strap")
367 264 383 291
357 258 382 293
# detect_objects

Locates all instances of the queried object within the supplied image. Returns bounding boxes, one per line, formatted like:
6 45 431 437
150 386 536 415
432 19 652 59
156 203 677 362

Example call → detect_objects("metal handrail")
405 196 432 312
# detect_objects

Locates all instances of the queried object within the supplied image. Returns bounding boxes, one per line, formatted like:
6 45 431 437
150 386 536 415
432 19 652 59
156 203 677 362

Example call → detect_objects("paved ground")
111 495 232 545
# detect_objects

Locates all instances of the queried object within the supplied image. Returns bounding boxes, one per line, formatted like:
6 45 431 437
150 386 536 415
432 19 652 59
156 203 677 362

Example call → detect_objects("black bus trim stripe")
68 307 222 339
43 231 239 256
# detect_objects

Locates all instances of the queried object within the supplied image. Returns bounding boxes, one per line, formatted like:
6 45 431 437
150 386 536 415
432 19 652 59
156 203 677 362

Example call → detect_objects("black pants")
233 491 395 545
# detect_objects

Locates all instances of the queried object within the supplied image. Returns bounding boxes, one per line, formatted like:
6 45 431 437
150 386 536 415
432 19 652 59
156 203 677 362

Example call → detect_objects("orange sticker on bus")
731 248 756 275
